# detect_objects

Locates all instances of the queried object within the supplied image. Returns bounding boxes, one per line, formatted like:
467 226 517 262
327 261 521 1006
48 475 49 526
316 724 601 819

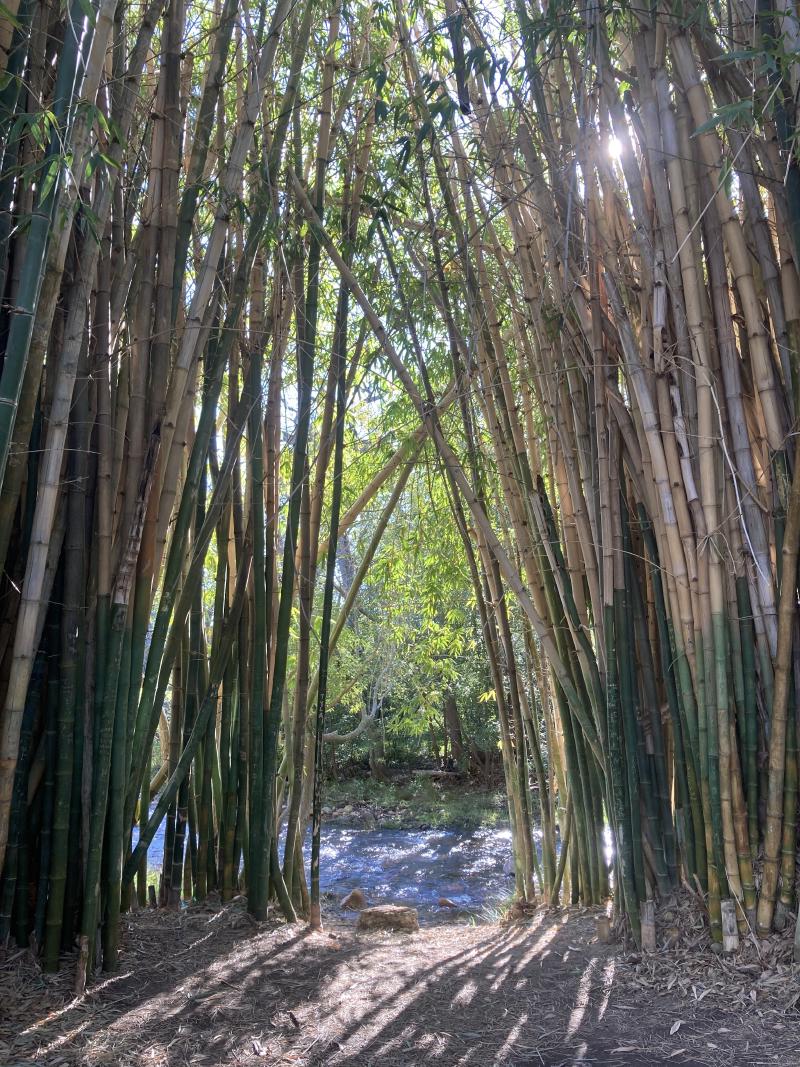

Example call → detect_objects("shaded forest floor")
321 774 509 830
3 896 800 1067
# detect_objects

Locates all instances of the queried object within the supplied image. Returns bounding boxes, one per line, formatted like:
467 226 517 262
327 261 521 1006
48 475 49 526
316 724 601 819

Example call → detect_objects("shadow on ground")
0 901 791 1067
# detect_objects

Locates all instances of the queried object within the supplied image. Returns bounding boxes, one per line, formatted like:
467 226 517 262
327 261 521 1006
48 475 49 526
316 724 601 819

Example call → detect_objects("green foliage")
691 99 754 138
315 448 499 764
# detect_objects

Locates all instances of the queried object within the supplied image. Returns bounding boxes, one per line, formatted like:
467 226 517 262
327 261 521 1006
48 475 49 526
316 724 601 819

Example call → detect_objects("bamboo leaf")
691 99 753 137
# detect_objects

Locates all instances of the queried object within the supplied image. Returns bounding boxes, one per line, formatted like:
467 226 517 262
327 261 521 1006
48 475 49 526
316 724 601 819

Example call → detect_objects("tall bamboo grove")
0 0 799 986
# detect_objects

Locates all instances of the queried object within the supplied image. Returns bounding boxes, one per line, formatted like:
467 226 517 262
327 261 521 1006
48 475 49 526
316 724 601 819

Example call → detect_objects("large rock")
356 904 419 933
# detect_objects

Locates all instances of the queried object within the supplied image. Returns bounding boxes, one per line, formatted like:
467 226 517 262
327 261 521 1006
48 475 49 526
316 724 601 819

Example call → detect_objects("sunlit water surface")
133 815 522 919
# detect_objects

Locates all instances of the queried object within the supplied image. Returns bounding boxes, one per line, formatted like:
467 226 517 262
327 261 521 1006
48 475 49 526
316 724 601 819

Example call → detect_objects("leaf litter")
1 892 799 1065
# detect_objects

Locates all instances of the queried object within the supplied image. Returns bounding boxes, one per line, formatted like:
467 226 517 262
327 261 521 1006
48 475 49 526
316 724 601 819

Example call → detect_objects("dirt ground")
2 899 800 1067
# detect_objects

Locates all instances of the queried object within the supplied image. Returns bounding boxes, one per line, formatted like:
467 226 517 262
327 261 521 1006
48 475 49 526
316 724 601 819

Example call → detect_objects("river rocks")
340 888 368 910
326 802 380 827
357 904 419 933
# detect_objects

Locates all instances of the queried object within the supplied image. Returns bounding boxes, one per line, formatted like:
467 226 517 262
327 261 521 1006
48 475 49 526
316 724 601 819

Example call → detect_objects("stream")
313 823 515 918
133 816 518 920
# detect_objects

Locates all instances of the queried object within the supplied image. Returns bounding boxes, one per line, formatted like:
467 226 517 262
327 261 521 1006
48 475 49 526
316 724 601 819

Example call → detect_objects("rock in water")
356 905 419 933
340 888 368 910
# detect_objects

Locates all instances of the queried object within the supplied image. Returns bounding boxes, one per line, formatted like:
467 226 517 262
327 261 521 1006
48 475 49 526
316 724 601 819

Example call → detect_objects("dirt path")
2 901 798 1066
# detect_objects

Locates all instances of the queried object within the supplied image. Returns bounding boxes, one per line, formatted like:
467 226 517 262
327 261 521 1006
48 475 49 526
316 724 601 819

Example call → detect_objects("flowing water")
134 815 518 920
313 823 516 918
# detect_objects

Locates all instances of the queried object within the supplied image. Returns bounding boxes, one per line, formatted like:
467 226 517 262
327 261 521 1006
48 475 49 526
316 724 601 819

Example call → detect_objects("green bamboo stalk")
0 0 164 879
257 7 322 922
550 799 573 907
101 615 133 968
520 631 556 899
615 555 646 908
629 529 677 885
171 0 238 325
124 55 306 827
0 0 88 487
162 630 187 905
309 265 348 927
605 593 640 943
136 763 150 909
171 618 199 904
639 506 698 878
152 0 298 493
777 638 798 923
123 546 252 885
235 596 250 893
220 649 239 901
216 520 234 897
34 604 60 950
621 514 669 895
735 577 758 855
43 361 88 970
0 0 115 873
0 0 35 326
75 433 160 991
757 385 800 934
696 621 721 940
0 653 42 943
246 333 268 918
